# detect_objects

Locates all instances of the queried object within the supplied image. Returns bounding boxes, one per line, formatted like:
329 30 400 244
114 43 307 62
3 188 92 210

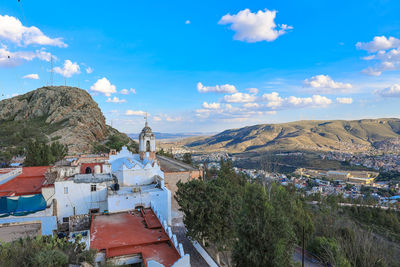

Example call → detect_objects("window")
90 208 99 214
62 217 69 223
146 140 151 152
91 184 96 192
64 187 68 194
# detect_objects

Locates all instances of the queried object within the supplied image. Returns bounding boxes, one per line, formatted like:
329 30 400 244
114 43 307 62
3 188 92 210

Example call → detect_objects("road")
172 225 210 267
307 200 399 211
293 247 324 267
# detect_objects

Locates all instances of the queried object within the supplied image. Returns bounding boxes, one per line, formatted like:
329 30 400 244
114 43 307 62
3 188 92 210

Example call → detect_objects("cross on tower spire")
145 112 148 127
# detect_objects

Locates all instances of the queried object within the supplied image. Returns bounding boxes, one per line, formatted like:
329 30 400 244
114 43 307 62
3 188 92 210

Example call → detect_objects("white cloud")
23 73 39 79
224 92 257 103
247 88 258 94
197 82 237 93
120 89 129 95
266 111 277 115
0 46 53 67
0 15 67 47
304 75 352 92
185 20 191 24
356 36 400 53
361 67 382 76
54 60 80 78
288 95 332 107
263 92 283 108
165 116 182 122
152 114 183 122
375 84 400 97
218 8 292 42
357 36 400 76
106 97 126 103
120 88 136 95
202 102 221 109
262 92 332 109
125 110 147 116
336 97 353 104
243 102 259 108
153 116 162 122
86 67 93 74
90 77 116 96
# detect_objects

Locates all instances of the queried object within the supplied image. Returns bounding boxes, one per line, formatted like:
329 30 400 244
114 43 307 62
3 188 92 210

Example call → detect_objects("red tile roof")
90 209 180 267
0 166 49 197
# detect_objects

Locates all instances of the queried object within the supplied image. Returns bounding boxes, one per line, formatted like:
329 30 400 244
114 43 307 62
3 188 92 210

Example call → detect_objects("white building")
109 147 163 187
54 121 172 225
54 172 114 223
107 122 171 225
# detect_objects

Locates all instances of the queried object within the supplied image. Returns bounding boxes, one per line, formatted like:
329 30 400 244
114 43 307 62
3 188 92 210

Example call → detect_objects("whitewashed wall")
107 187 171 225
54 180 110 223
114 164 164 187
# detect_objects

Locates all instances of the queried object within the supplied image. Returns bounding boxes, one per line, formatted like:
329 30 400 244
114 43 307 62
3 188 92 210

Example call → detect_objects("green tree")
50 141 68 162
105 135 126 151
176 161 244 265
308 237 350 267
24 140 68 166
0 235 95 267
205 165 244 264
233 183 296 267
182 153 192 165
175 179 209 243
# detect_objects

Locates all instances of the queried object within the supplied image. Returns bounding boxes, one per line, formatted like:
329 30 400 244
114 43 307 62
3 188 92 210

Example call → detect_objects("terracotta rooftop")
0 166 49 197
90 209 180 266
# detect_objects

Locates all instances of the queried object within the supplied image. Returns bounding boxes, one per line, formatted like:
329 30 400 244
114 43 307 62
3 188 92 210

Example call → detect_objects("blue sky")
1 0 400 133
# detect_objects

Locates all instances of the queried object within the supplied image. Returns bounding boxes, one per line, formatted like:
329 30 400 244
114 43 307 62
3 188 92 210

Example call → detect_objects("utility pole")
302 226 305 267
50 56 53 86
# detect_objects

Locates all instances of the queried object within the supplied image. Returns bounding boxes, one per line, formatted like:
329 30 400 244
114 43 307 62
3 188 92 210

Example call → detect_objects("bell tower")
139 114 156 161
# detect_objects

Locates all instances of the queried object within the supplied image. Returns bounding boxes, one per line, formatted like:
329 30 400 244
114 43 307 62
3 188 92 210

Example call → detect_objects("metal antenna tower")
50 56 53 86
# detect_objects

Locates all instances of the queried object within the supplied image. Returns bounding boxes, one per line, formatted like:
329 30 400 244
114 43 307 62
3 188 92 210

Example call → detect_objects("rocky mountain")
186 118 400 153
0 86 131 154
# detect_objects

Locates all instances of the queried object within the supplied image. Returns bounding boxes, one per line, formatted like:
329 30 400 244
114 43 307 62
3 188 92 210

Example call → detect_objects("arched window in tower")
146 140 151 152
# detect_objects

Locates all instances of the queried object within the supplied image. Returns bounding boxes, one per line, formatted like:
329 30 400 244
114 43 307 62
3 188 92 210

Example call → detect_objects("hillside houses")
0 122 192 267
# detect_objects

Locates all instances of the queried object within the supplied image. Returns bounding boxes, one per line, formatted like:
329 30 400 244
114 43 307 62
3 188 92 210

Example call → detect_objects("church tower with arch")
139 120 156 161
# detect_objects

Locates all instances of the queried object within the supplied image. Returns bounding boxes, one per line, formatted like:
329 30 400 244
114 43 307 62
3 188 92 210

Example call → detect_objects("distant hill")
0 86 133 154
186 119 400 153
128 132 214 140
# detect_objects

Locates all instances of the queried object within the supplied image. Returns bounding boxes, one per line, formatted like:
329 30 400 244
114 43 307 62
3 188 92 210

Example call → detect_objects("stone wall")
164 170 202 195
164 170 202 212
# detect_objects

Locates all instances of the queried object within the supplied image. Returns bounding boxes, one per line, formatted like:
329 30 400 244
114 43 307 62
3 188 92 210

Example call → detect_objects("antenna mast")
50 56 53 86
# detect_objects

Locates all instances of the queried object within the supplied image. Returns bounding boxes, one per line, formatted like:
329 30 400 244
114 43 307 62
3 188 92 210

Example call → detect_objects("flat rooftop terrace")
90 209 180 266
0 166 48 197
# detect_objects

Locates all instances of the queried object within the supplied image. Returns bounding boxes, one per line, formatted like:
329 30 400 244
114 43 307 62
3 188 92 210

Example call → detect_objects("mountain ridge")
186 118 400 153
0 86 132 154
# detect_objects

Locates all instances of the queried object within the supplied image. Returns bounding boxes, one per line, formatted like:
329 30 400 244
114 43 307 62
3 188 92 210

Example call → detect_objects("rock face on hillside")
0 86 110 153
187 119 400 153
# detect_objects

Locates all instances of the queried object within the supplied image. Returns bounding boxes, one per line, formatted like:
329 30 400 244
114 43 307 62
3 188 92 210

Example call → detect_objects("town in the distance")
0 86 400 267
2 1 400 266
